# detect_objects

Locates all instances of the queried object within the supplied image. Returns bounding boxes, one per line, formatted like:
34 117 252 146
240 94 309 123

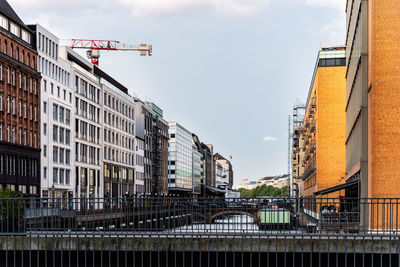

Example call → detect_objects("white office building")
30 24 74 201
101 78 136 198
60 48 103 203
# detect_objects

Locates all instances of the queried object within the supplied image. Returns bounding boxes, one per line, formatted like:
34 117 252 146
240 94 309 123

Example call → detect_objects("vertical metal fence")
1 196 400 266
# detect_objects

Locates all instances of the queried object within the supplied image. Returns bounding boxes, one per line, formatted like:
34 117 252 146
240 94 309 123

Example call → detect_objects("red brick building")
0 0 40 196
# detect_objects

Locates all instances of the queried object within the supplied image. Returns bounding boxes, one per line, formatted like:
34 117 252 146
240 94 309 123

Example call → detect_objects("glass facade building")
168 122 193 191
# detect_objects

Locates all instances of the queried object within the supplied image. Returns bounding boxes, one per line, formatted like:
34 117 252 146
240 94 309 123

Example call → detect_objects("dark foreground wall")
1 235 400 267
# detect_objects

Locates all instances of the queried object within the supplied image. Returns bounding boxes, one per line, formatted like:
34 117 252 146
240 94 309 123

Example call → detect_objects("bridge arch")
210 210 258 223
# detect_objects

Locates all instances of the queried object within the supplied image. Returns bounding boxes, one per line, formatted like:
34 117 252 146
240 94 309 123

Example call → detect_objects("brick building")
0 0 41 195
345 0 400 199
300 47 346 200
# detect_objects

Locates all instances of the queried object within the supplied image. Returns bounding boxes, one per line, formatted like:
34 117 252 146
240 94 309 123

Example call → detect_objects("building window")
66 130 70 145
66 110 70 125
59 169 64 184
43 123 47 135
43 167 47 179
44 101 47 113
53 168 58 184
0 15 8 30
66 170 70 185
53 147 58 163
59 127 64 144
59 148 64 164
43 145 47 157
53 104 58 121
43 80 47 91
11 97 15 115
66 150 70 165
59 107 64 123
53 126 58 142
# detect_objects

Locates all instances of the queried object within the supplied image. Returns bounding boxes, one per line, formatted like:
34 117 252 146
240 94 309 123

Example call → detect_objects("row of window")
0 184 37 195
52 126 71 145
0 154 38 178
104 92 135 120
75 142 100 165
39 57 70 86
52 168 71 185
0 94 38 121
52 104 71 125
104 146 135 166
104 110 135 135
75 119 100 144
43 80 72 102
75 76 101 104
52 146 71 165
1 39 35 69
0 123 38 148
0 63 38 94
38 33 57 60
104 128 134 149
76 97 100 123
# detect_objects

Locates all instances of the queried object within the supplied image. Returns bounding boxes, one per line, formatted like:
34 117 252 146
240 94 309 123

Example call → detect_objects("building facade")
0 2 41 196
133 100 146 194
145 102 168 195
29 24 74 200
301 47 346 199
345 0 400 201
61 48 103 203
168 122 193 195
214 153 233 189
101 75 136 199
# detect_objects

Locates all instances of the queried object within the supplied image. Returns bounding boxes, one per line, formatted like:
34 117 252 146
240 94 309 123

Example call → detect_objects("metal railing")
1 196 400 266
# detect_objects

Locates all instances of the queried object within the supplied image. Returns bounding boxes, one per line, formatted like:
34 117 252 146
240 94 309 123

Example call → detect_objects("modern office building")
191 134 203 195
28 24 74 200
59 48 103 203
101 73 136 199
145 102 168 195
0 2 41 196
300 47 346 199
168 122 193 196
133 99 145 194
134 101 152 194
201 143 214 187
214 153 233 189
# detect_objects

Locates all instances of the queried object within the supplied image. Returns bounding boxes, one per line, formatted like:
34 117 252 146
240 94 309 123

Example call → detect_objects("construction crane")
69 39 152 66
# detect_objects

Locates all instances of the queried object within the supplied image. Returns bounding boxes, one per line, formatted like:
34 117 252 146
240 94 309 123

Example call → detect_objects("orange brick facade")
302 49 347 199
367 0 400 199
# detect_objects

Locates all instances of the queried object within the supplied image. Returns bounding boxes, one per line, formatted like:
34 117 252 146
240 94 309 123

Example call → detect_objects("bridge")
1 196 400 267
192 205 260 223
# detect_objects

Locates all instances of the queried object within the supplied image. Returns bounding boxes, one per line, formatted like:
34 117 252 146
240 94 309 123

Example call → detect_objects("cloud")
320 18 345 45
117 0 272 17
263 136 277 142
8 0 98 9
305 0 345 10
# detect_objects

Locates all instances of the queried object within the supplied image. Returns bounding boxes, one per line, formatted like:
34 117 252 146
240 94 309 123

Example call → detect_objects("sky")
9 0 346 185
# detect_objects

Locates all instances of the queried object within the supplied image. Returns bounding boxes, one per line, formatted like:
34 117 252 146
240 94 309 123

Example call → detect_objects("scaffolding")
289 102 306 197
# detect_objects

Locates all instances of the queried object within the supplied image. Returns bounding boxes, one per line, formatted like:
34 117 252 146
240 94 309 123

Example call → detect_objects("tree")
239 184 290 198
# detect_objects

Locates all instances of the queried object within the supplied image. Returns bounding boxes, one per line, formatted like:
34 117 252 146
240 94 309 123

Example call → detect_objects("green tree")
0 188 24 221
